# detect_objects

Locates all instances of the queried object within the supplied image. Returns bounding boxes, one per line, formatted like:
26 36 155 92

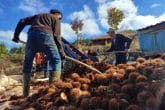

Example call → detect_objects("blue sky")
0 0 165 49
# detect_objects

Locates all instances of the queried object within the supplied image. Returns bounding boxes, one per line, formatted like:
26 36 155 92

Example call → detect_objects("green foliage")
9 45 25 62
10 45 25 54
82 39 93 46
70 18 83 33
0 43 8 58
8 53 24 63
107 7 125 30
0 43 25 62
10 47 19 54
72 39 93 46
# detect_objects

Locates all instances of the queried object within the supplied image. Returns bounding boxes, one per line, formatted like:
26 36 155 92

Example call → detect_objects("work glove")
12 37 20 43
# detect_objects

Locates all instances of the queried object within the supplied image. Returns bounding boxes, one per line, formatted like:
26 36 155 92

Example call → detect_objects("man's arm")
13 15 35 42
53 18 66 59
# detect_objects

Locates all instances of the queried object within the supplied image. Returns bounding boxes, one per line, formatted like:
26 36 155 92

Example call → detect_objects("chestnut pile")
5 57 165 110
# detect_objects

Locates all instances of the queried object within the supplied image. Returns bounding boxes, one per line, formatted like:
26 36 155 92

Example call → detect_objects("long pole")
65 56 103 74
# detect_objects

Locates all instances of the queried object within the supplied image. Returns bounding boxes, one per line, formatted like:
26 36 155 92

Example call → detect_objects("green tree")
9 45 25 62
0 43 8 58
10 46 19 54
72 38 92 47
10 45 25 54
70 18 84 48
107 7 125 30
17 45 25 54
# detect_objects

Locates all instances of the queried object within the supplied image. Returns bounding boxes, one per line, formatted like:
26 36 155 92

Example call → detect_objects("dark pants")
23 30 61 74
115 53 127 65
43 60 49 78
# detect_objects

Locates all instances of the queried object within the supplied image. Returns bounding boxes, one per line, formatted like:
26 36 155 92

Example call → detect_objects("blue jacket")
107 34 132 52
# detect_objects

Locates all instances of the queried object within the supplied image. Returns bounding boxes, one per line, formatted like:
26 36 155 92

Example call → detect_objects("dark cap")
50 9 62 20
107 28 115 34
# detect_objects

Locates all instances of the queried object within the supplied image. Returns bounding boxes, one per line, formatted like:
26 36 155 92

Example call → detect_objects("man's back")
29 13 57 35
14 13 60 38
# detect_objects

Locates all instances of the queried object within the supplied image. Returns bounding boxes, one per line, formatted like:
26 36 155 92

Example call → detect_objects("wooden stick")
65 56 103 74
102 51 142 55
19 40 26 44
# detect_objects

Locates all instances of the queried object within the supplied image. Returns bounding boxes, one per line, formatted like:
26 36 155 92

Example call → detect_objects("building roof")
91 32 134 41
137 21 165 32
91 35 111 41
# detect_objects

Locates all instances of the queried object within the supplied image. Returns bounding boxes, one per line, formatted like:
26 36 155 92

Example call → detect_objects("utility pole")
70 18 83 48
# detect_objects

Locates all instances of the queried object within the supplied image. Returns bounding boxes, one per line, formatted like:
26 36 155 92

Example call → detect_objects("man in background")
106 29 132 65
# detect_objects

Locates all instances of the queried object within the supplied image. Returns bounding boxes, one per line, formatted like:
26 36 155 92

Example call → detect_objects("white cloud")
49 0 64 11
69 5 101 36
82 19 101 35
0 30 27 41
61 20 101 41
0 30 27 49
151 3 160 8
49 0 57 7
19 0 49 14
69 5 94 20
61 23 75 41
120 14 165 30
97 0 137 29
96 0 165 30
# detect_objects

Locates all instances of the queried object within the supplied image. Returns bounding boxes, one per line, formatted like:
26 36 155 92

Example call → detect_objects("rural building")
91 31 136 46
91 35 111 45
137 21 165 55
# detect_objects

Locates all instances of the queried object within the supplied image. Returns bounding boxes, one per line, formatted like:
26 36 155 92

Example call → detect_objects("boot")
23 73 31 97
44 71 48 78
49 71 61 84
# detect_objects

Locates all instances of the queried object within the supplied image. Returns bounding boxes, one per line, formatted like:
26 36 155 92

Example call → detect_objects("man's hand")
61 54 66 60
59 51 66 60
125 49 128 53
125 49 129 55
12 37 20 43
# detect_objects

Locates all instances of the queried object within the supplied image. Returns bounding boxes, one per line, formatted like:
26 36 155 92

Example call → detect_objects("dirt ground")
0 74 46 109
0 58 46 109
0 57 165 110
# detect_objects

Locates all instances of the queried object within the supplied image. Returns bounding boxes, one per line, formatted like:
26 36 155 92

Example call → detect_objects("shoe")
23 73 31 97
49 71 61 84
